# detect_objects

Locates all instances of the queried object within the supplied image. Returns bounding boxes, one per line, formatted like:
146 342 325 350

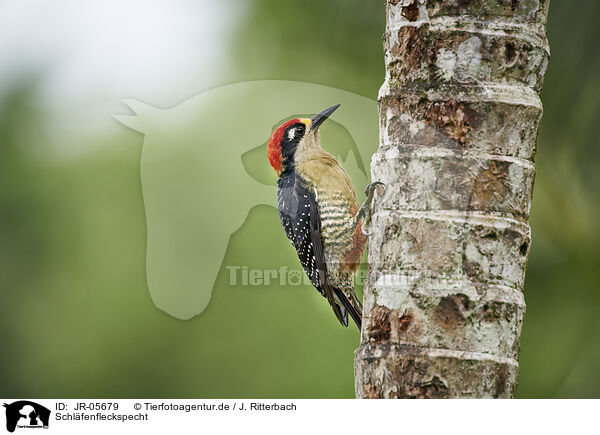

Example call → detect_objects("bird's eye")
296 126 305 136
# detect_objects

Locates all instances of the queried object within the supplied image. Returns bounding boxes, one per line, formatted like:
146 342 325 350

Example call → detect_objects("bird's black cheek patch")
280 137 299 166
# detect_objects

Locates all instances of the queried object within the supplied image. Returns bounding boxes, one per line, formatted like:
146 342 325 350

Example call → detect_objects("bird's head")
268 104 340 177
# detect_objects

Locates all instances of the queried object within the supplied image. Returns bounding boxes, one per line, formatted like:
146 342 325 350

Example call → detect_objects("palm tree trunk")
355 0 550 398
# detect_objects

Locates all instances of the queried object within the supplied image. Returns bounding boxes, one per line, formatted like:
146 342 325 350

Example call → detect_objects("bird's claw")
361 225 374 237
364 181 385 197
356 182 386 236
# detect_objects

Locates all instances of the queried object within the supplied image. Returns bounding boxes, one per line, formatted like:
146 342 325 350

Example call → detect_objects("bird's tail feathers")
334 288 362 329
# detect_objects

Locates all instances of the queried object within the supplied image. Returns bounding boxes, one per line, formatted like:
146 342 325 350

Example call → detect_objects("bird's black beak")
310 104 340 131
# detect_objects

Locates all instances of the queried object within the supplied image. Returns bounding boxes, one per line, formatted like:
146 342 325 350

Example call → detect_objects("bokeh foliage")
0 0 599 398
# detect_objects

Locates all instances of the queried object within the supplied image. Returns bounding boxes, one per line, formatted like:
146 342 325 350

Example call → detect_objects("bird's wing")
277 172 350 327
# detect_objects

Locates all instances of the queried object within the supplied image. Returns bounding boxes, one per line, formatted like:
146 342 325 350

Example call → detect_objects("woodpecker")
267 104 382 329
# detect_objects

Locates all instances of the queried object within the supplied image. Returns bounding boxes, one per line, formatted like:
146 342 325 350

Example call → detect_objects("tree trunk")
355 0 550 398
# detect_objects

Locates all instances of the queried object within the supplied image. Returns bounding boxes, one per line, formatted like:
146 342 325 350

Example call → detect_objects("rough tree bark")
355 0 550 398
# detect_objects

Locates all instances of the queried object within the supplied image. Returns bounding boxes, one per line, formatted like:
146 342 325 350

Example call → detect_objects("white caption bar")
1 399 597 435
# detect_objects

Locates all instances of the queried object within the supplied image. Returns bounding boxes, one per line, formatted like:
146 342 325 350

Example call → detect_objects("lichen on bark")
355 0 550 398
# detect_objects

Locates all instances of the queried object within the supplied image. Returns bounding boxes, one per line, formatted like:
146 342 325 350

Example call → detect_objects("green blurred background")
0 0 598 398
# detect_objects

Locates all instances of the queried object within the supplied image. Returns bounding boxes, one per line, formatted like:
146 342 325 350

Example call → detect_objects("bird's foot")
355 182 385 236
